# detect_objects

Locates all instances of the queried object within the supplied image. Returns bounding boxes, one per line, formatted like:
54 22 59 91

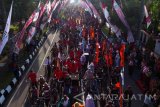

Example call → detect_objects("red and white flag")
86 0 101 21
46 1 51 15
113 0 134 43
26 26 36 44
100 2 121 37
33 2 41 23
16 11 36 49
36 1 48 27
144 5 151 28
80 0 92 16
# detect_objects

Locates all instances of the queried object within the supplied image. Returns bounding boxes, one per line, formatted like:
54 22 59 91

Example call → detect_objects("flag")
0 2 13 54
113 0 134 43
100 2 121 37
104 53 109 66
36 1 48 27
48 0 60 23
33 2 41 23
109 47 113 67
119 43 125 67
82 27 86 38
86 0 101 21
48 0 57 23
26 26 36 44
58 0 69 12
102 39 106 53
80 0 92 16
57 58 61 69
53 0 60 11
15 11 36 49
144 5 151 28
90 26 94 40
51 0 57 9
95 40 100 64
46 0 51 15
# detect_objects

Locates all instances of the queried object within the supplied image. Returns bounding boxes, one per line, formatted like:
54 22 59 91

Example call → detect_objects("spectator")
85 93 95 107
59 95 70 107
124 86 133 107
143 91 152 107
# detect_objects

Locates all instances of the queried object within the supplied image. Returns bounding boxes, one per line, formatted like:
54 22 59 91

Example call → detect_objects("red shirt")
54 68 63 80
28 72 37 83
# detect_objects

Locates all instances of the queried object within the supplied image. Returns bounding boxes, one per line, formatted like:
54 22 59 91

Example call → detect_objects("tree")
149 0 160 35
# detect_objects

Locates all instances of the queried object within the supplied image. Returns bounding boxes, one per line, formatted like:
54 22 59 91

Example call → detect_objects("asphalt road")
5 30 60 107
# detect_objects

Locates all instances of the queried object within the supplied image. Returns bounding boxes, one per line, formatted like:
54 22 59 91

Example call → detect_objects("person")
72 102 84 107
45 56 52 80
42 83 51 107
30 86 38 105
38 75 46 93
83 67 94 80
128 57 134 76
124 86 133 107
59 95 70 107
105 101 115 107
143 91 152 107
85 93 95 107
115 50 120 67
28 70 37 88
87 62 94 73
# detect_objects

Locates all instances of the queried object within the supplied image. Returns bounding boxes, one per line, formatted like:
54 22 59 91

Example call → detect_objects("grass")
101 25 114 38
0 71 14 90
10 24 19 32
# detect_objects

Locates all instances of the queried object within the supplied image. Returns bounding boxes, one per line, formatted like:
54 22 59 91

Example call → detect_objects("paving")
124 66 144 107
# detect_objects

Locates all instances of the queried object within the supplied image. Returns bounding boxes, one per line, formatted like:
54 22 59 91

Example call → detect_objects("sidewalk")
124 66 144 107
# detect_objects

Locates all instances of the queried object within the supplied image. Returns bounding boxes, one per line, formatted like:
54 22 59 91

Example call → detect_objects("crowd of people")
127 45 160 107
26 3 160 107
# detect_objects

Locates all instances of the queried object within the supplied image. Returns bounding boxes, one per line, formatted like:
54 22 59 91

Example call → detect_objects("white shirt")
63 97 69 107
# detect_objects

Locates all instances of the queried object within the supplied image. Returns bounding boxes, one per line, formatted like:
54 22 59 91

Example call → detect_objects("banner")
0 2 13 54
16 11 35 49
144 5 151 28
113 0 134 43
26 26 36 44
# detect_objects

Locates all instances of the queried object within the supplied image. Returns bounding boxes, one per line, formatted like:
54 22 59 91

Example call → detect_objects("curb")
0 32 47 106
